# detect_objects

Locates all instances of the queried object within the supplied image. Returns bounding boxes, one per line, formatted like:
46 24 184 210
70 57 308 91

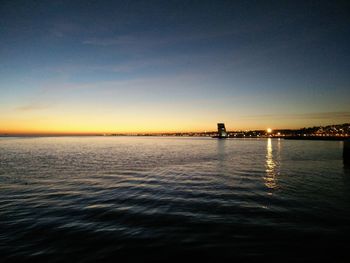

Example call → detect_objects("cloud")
82 29 236 47
242 112 350 120
51 21 83 38
16 103 50 111
82 36 137 46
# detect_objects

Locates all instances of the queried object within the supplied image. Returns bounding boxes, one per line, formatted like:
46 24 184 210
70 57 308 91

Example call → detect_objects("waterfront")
1 137 349 262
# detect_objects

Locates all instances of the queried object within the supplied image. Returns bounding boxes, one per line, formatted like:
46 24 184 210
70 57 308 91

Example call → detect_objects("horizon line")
1 123 349 136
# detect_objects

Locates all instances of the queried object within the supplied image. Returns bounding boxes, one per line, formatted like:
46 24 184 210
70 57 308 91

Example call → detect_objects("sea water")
0 137 349 261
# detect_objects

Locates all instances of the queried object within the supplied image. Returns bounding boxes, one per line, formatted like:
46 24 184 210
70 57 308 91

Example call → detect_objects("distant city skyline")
1 1 349 134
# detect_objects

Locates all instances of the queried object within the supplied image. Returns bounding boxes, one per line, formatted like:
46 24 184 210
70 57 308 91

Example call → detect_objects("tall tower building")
217 123 228 138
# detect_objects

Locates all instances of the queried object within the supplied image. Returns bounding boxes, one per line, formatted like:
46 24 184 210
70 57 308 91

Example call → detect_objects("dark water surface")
1 137 349 262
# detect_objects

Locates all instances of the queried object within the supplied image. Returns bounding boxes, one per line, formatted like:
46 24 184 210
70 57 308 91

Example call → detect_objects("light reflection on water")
0 136 349 261
264 138 278 190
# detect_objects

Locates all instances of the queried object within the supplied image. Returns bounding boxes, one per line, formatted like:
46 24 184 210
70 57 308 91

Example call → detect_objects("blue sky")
1 0 349 133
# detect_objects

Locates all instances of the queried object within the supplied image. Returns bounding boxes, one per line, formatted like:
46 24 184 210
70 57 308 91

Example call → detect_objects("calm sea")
0 137 349 262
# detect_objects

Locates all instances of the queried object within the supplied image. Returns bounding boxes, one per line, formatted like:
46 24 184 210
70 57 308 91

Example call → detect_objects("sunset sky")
1 0 349 134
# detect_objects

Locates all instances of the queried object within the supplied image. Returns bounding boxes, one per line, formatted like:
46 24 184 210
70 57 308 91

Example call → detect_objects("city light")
267 128 272 133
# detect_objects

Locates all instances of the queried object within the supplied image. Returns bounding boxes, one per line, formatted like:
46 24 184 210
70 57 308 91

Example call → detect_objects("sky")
0 0 350 134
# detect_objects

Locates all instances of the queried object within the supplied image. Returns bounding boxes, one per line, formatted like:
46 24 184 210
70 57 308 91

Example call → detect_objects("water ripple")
0 137 349 261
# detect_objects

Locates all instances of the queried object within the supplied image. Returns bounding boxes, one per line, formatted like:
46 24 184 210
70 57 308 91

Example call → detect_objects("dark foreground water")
1 137 350 262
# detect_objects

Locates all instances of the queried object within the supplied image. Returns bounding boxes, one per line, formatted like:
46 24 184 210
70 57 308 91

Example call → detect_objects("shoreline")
1 135 349 141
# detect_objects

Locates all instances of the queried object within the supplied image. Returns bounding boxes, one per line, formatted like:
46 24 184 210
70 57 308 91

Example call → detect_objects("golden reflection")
264 138 278 189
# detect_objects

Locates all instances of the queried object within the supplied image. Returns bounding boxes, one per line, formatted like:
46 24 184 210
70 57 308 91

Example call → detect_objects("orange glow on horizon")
0 109 343 135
